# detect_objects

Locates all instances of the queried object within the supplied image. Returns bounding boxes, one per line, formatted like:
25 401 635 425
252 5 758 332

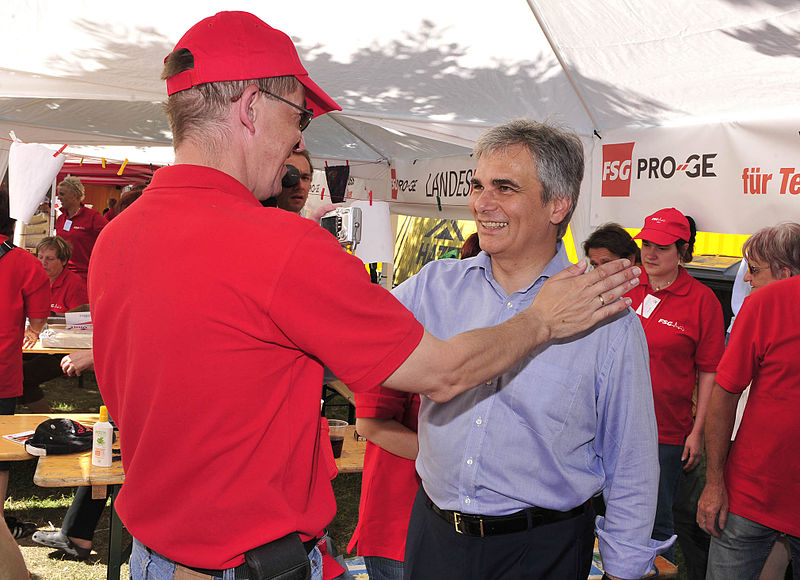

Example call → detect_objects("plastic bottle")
92 406 113 467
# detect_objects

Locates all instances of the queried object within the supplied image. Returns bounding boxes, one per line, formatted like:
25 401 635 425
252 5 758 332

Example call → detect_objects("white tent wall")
2 0 799 250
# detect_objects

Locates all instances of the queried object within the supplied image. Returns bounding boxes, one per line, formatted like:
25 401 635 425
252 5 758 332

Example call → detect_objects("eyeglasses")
746 262 764 275
232 88 315 132
261 90 314 132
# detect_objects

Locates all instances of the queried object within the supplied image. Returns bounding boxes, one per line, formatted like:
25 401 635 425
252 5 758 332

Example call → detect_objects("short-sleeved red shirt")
88 165 423 570
49 267 88 314
627 267 724 444
0 236 50 397
347 387 420 560
716 276 800 536
55 204 106 280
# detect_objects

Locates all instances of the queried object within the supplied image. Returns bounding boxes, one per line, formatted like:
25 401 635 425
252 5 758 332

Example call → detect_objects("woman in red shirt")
20 236 89 413
54 176 105 281
627 208 725 564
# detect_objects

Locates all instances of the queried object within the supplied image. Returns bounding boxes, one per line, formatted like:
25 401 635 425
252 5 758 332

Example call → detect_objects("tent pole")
326 113 391 164
525 0 603 135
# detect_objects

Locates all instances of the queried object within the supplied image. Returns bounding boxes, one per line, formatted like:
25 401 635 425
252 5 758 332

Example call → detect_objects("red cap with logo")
634 207 690 245
164 11 340 119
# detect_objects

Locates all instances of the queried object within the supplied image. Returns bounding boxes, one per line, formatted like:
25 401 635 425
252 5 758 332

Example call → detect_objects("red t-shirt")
347 387 420 560
49 267 88 314
88 165 423 570
627 267 724 445
0 236 50 397
716 276 800 536
55 204 106 280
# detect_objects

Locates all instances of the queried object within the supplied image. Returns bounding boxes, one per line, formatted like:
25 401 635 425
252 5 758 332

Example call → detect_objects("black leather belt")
426 494 589 537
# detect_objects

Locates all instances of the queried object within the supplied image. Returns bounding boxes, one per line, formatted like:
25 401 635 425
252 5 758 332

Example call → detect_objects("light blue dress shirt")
392 246 672 579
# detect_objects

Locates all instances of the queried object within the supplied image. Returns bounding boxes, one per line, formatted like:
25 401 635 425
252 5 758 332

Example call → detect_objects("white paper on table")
352 200 393 264
8 140 66 223
65 311 92 330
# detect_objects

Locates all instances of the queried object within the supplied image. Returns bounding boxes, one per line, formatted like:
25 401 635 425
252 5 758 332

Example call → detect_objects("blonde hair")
58 176 85 201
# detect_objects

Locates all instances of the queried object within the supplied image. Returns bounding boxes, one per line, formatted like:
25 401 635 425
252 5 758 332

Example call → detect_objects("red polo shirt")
0 236 50 397
49 267 88 314
627 267 724 445
55 204 106 280
88 165 423 570
717 276 800 536
348 387 420 561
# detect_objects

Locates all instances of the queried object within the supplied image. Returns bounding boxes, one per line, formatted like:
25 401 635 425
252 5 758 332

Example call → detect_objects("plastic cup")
328 419 348 458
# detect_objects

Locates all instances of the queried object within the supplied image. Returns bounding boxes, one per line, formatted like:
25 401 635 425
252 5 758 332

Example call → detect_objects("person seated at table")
20 236 89 413
31 351 108 560
582 222 640 267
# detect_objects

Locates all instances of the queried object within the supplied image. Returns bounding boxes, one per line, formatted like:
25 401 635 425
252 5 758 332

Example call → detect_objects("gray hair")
474 119 584 239
162 49 300 151
743 222 800 277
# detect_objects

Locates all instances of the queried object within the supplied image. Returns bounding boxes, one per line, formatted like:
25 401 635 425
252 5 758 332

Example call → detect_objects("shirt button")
465 497 471 504
506 301 513 308
467 458 473 465
475 418 483 425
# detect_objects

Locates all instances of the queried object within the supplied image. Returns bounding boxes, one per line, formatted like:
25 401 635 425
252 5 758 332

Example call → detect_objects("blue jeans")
130 537 324 580
652 443 683 562
364 556 404 580
707 512 800 580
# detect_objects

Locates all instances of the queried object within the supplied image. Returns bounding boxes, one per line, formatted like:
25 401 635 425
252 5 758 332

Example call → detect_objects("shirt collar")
148 165 261 208
468 240 568 295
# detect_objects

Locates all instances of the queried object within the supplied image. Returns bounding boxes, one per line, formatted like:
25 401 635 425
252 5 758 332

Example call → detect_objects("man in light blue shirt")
398 119 672 580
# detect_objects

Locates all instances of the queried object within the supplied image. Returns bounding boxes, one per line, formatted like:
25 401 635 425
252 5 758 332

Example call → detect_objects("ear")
777 266 792 280
237 85 261 135
549 196 572 225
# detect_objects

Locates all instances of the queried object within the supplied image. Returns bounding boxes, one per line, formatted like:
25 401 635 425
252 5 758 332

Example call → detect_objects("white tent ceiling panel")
532 0 800 129
1 0 798 236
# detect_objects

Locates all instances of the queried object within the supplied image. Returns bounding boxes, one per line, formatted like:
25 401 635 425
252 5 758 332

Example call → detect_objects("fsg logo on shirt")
601 142 635 197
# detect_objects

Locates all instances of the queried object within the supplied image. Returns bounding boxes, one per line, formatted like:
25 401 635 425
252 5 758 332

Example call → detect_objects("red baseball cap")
165 11 340 119
634 207 690 245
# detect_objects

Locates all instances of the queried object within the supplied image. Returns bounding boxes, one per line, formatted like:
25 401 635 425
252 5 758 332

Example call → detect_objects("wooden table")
0 413 99 460
336 425 367 474
0 413 123 580
22 341 79 355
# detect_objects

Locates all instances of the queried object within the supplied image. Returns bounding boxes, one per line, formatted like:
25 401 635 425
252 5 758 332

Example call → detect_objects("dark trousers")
673 464 710 580
21 353 63 403
61 486 109 541
403 487 595 580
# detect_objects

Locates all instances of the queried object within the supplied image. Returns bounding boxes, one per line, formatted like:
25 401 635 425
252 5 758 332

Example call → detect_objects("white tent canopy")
2 0 799 240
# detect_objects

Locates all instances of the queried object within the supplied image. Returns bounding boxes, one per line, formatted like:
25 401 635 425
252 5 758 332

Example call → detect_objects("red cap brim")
633 229 681 245
297 75 340 118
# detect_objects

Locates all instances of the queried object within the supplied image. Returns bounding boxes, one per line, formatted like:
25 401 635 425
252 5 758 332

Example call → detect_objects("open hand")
532 259 640 341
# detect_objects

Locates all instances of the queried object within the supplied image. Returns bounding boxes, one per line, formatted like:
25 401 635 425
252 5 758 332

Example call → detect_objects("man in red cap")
89 12 640 580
